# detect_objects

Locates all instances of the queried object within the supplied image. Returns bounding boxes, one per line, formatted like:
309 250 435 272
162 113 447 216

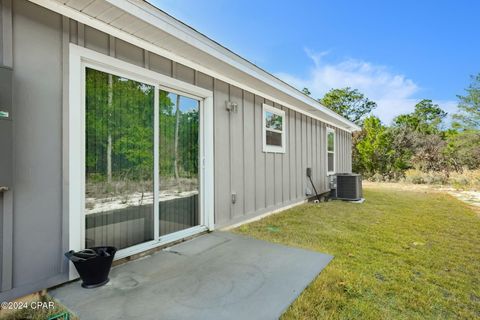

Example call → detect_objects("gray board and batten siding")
0 0 352 301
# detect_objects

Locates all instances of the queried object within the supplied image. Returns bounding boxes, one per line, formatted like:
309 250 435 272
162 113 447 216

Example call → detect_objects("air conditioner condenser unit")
330 173 363 201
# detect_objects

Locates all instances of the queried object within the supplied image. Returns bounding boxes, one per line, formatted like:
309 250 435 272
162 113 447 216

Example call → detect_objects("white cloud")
275 50 457 124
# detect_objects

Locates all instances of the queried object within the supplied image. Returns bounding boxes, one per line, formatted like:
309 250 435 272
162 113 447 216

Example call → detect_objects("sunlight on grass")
235 186 480 319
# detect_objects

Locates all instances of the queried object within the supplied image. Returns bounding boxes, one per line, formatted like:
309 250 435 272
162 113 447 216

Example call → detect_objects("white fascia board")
28 0 360 132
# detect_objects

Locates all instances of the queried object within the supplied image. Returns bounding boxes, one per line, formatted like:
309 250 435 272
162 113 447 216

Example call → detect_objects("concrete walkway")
51 232 332 320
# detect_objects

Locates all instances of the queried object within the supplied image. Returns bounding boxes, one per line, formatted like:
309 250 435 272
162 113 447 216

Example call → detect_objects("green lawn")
235 185 480 319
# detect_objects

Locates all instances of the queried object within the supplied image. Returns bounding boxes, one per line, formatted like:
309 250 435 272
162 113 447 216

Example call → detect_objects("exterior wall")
0 191 3 289
0 0 352 301
0 0 68 301
0 0 3 63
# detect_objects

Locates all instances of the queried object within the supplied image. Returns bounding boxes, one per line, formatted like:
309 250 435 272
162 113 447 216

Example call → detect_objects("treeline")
306 73 480 181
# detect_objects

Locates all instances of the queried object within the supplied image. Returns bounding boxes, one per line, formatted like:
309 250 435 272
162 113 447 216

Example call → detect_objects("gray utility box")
330 173 363 201
0 66 13 189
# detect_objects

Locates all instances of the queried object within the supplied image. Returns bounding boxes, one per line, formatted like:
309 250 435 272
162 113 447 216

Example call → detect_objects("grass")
0 295 76 320
235 185 480 319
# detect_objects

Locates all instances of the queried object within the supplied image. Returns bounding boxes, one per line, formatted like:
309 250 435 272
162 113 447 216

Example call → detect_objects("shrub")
404 169 425 184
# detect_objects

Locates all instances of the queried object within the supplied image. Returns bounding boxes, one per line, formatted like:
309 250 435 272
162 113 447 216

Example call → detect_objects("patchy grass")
235 185 480 319
0 295 76 320
404 169 480 190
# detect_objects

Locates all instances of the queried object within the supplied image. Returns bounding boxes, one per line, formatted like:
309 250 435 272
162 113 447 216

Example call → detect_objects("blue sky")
150 0 479 124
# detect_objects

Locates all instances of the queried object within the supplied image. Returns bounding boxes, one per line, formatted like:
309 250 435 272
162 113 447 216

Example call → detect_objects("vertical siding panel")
318 121 325 189
306 117 311 176
295 112 302 198
318 122 322 188
313 120 319 190
77 22 85 46
341 130 345 172
301 115 307 198
69 19 78 44
343 131 346 172
321 122 327 190
115 38 144 67
175 63 195 84
254 95 266 210
264 100 275 207
149 52 172 77
84 25 108 55
311 119 316 187
243 91 255 214
348 133 353 172
273 103 283 204
289 110 296 200
195 71 214 91
213 79 230 225
339 131 346 173
336 128 341 173
230 85 244 217
11 0 63 286
282 107 290 203
342 131 345 172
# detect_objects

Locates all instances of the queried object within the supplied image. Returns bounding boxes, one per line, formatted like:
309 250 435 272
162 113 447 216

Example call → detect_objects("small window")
263 104 286 153
327 128 335 174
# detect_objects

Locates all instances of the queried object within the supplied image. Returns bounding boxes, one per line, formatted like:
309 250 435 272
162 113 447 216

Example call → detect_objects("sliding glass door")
159 91 200 236
84 67 200 251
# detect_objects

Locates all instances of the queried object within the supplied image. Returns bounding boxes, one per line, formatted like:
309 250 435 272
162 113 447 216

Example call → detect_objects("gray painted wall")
0 0 3 64
0 0 352 301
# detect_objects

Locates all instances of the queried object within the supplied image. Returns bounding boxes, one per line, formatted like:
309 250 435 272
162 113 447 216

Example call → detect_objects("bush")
404 170 425 184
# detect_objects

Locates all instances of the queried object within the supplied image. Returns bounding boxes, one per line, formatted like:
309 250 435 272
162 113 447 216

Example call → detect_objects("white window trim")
262 104 286 153
68 44 214 278
326 127 336 175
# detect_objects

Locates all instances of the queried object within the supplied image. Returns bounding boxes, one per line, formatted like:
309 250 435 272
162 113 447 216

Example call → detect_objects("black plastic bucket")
65 246 117 288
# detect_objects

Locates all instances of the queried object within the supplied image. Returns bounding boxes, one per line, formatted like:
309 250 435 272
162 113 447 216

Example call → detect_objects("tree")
411 133 448 172
353 116 394 178
319 87 377 125
393 99 447 135
444 129 480 170
452 73 480 130
387 126 416 176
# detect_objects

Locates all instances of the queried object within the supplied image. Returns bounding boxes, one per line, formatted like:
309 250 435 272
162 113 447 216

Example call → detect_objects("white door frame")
68 44 214 278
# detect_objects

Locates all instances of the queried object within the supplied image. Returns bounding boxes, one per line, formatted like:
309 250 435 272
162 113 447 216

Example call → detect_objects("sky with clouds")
150 0 478 124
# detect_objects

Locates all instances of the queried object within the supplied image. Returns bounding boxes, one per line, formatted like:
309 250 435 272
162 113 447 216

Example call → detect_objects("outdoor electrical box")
0 66 13 189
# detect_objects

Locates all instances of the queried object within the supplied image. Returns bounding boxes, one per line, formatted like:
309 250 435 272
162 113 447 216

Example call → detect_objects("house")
0 0 360 301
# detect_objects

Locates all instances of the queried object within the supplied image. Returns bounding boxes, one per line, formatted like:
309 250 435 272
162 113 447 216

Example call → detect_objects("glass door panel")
85 68 155 250
158 91 200 236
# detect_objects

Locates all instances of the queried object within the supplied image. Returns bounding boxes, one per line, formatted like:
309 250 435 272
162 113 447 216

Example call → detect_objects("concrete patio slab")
50 232 332 320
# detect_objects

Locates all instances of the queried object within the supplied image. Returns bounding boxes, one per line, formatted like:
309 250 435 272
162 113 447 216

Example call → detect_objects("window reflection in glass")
85 68 154 250
158 91 200 236
328 131 335 152
265 111 283 131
